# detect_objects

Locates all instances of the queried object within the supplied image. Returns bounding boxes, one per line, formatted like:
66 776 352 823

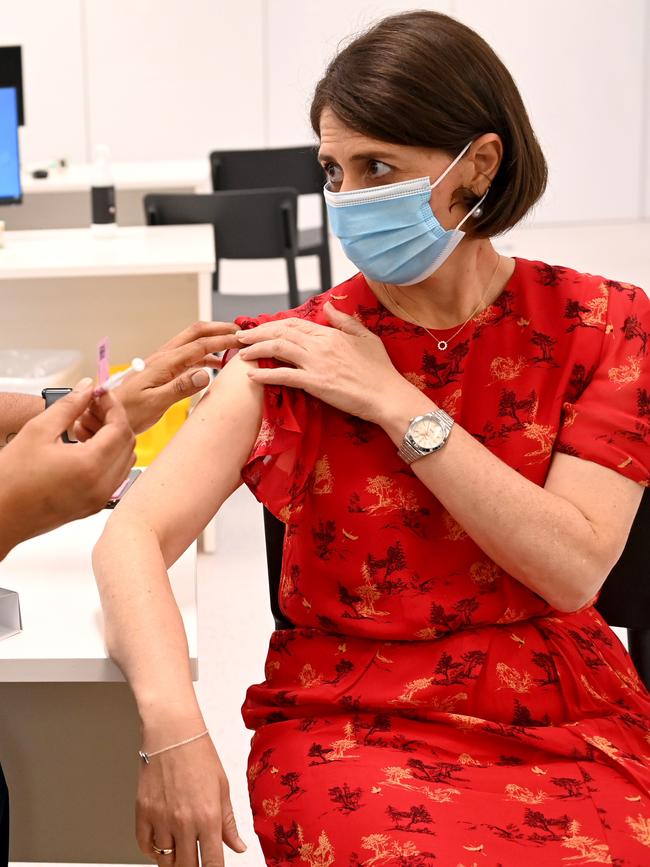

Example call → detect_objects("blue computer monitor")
0 86 22 204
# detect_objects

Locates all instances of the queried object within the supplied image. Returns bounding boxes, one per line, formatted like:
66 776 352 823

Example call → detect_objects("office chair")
210 146 331 294
264 487 650 690
596 486 650 689
144 189 301 308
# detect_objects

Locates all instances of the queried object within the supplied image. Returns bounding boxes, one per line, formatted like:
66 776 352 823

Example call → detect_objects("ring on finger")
152 843 175 856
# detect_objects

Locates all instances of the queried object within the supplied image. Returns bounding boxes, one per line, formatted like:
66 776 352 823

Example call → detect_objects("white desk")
0 511 197 862
0 224 214 375
1 159 211 231
0 512 197 683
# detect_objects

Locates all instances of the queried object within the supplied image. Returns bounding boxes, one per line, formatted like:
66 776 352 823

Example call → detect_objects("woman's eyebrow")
317 151 397 164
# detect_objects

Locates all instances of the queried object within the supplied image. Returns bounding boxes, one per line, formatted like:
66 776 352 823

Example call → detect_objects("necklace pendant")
437 340 448 351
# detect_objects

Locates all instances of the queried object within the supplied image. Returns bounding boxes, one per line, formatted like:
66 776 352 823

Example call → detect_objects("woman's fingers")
323 299 370 335
198 833 226 867
170 824 198 867
220 792 247 854
236 317 322 344
135 811 154 861
239 337 310 367
246 365 310 389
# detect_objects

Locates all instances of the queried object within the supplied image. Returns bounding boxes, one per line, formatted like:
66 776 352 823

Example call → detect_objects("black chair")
596 487 650 689
144 189 301 309
264 489 650 690
210 146 331 294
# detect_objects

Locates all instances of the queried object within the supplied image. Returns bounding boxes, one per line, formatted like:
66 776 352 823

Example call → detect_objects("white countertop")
0 224 215 279
21 159 211 195
0 510 197 682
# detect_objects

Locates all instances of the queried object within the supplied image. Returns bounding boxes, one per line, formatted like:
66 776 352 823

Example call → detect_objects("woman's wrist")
373 380 437 443
137 688 204 731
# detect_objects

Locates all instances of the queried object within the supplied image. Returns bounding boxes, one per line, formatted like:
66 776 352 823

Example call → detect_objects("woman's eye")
368 160 391 180
323 163 343 186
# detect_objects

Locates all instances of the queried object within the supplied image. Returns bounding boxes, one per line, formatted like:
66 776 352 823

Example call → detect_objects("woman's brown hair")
310 10 547 237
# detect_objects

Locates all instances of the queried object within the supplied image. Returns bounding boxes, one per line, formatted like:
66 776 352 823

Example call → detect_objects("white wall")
266 0 452 146
454 0 648 223
640 0 650 217
1 0 87 165
84 0 266 160
2 0 649 223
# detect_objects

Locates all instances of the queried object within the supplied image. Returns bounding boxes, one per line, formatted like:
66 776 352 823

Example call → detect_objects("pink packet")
97 336 110 387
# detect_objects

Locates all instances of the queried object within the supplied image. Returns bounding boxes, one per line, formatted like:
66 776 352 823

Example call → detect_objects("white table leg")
197 270 219 553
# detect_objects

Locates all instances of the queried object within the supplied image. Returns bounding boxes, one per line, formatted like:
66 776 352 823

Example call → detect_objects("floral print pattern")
231 259 650 865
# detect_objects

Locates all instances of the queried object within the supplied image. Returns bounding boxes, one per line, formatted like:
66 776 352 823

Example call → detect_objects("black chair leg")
318 240 332 294
212 258 220 296
286 255 300 309
627 628 650 691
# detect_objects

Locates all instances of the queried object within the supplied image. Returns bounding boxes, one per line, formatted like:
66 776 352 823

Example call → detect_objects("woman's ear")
468 133 503 191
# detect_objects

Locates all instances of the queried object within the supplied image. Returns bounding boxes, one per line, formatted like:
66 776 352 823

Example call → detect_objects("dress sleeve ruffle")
555 284 650 485
224 313 323 522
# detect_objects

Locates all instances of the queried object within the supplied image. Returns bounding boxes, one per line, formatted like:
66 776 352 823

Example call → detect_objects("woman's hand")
236 301 417 424
136 732 246 867
74 321 239 439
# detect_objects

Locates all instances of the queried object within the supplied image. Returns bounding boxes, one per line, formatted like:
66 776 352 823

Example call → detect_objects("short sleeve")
555 283 650 485
223 313 323 522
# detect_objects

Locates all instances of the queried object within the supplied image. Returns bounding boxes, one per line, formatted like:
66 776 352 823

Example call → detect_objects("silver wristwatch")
398 409 455 464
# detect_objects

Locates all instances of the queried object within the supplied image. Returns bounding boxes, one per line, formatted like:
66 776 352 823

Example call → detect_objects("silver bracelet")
138 729 209 764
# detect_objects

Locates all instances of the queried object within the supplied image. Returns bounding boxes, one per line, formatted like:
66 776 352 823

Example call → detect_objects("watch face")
410 416 445 449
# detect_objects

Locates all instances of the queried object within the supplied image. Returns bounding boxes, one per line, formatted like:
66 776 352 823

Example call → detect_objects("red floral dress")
232 258 650 866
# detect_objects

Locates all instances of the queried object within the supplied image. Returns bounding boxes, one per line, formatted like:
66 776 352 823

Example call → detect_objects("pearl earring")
473 205 484 219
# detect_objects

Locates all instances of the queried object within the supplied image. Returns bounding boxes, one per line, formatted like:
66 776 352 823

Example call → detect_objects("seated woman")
93 10 650 866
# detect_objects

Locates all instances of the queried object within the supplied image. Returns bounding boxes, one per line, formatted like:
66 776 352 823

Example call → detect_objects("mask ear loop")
430 140 473 191
456 186 490 231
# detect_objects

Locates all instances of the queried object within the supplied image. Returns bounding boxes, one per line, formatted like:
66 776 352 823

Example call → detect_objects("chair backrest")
144 189 298 260
263 507 293 630
596 487 650 628
210 146 324 197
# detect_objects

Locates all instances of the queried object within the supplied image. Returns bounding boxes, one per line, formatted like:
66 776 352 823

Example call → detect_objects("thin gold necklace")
381 255 502 352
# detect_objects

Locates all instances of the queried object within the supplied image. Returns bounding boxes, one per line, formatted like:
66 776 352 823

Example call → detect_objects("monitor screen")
0 47 24 126
0 87 22 204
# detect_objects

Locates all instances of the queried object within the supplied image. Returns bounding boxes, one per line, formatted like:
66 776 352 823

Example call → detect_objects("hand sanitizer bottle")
91 144 117 238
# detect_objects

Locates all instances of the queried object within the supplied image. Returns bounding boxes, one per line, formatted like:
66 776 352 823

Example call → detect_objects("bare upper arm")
544 450 644 575
103 353 263 564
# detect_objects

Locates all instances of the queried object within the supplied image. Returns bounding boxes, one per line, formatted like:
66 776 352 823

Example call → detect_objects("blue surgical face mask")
323 141 487 285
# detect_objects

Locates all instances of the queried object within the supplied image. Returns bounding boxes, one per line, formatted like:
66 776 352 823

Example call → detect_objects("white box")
0 586 22 641
0 349 83 395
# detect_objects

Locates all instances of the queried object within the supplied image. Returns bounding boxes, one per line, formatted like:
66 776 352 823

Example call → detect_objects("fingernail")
191 370 210 387
235 837 247 852
73 377 93 391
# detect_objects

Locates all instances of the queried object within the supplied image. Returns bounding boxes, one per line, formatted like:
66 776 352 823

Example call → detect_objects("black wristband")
41 388 75 443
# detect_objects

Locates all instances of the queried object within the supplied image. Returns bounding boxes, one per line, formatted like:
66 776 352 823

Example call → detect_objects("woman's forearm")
378 388 611 613
93 520 203 733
